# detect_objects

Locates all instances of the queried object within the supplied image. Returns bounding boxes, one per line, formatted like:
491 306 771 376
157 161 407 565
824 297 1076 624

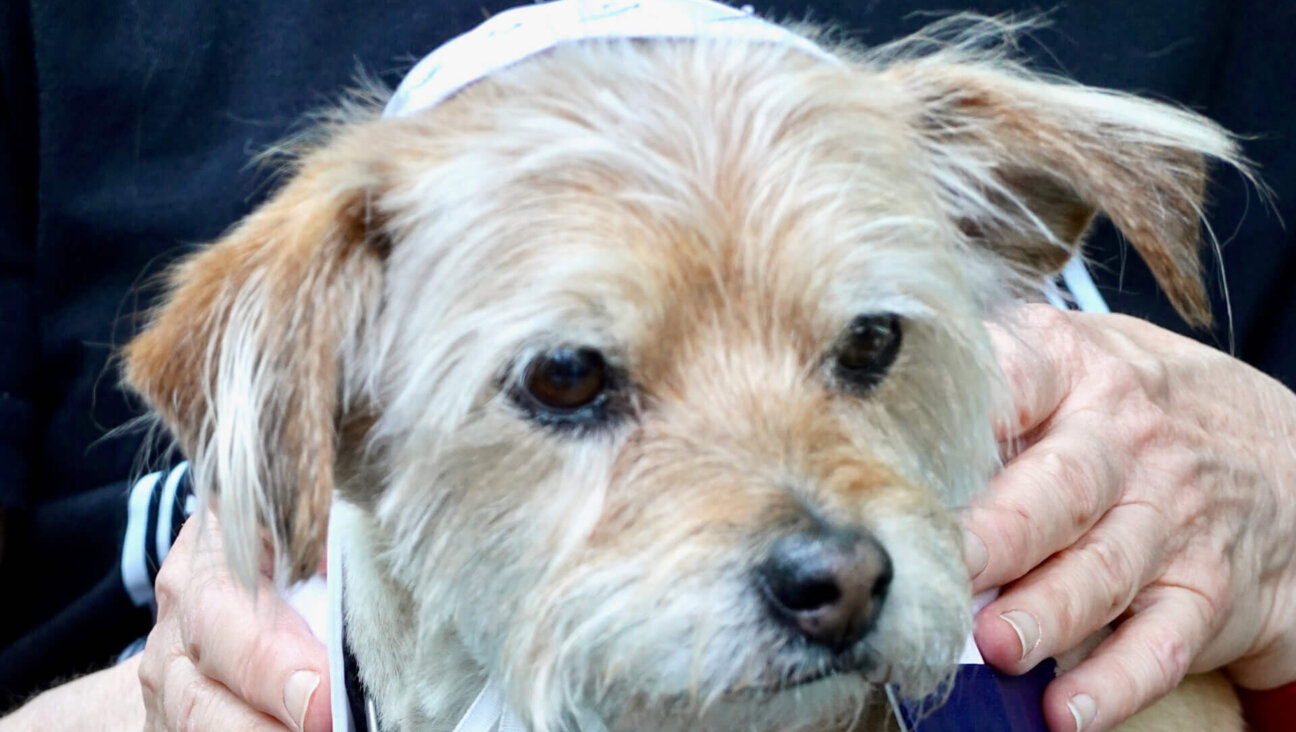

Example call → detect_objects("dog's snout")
757 529 893 651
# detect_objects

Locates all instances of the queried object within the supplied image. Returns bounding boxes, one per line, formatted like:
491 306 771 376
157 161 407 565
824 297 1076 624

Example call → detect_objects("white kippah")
384 0 838 118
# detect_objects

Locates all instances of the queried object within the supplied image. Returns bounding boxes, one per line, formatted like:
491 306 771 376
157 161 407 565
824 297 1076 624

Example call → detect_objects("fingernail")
961 529 988 578
1067 693 1097 732
284 670 320 731
999 610 1041 661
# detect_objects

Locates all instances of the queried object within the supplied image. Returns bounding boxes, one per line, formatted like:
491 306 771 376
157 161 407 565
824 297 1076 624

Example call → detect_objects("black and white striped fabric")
120 463 196 612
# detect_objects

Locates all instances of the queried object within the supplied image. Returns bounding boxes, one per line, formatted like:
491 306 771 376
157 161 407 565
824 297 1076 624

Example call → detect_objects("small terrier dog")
125 6 1246 731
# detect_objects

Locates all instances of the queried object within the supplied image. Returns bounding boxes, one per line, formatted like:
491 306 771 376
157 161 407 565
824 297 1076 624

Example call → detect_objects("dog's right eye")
526 348 606 409
833 314 902 392
513 348 614 428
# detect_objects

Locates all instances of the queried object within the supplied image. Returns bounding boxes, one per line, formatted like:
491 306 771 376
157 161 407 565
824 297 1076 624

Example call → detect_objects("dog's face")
126 32 1235 730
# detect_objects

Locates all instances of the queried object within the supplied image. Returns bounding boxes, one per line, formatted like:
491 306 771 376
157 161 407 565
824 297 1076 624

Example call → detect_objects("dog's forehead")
380 39 978 352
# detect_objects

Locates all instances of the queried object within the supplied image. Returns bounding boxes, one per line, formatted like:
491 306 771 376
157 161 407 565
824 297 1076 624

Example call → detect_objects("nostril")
871 558 893 600
770 576 841 612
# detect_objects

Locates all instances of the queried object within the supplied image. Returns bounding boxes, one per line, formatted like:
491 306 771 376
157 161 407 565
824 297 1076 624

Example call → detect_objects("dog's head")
125 29 1239 730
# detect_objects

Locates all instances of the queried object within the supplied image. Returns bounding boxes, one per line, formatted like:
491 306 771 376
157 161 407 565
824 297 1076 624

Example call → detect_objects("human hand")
139 512 331 731
962 304 1296 732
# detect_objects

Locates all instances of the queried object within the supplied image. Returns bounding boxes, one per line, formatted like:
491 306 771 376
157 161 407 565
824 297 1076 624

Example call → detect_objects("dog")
124 2 1249 729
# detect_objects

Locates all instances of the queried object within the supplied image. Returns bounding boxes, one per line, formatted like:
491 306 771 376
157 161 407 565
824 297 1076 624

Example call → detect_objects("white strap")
327 509 358 732
452 681 512 732
497 709 528 732
1059 258 1110 314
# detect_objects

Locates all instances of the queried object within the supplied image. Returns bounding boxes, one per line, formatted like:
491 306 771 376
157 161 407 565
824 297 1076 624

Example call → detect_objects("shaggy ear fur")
887 60 1245 326
125 139 386 584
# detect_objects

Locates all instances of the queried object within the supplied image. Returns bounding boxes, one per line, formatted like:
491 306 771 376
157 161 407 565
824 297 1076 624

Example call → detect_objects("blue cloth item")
900 661 1058 732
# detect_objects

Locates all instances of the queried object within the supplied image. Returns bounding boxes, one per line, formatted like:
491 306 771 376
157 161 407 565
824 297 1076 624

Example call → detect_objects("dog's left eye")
519 347 609 415
834 314 902 391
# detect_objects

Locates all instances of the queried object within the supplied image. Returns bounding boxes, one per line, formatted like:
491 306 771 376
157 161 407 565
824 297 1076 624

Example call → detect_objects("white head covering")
383 0 838 118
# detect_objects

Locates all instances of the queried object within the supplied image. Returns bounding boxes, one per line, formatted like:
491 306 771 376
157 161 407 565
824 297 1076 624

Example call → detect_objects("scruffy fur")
126 18 1246 732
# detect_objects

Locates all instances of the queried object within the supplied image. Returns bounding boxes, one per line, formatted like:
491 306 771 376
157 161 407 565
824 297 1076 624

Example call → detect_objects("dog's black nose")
757 528 893 651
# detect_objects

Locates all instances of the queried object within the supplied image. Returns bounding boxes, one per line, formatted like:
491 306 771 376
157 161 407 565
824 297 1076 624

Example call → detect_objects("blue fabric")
902 661 1057 732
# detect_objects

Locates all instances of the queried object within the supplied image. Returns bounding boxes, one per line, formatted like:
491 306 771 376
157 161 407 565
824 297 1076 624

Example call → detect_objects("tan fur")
125 135 389 583
125 21 1246 732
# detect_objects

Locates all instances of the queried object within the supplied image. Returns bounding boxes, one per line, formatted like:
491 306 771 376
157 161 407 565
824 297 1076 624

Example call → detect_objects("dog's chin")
678 673 879 732
723 668 877 700
732 646 888 697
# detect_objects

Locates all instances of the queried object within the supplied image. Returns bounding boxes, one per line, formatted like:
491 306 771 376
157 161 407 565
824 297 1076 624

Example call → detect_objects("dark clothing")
1 0 1292 708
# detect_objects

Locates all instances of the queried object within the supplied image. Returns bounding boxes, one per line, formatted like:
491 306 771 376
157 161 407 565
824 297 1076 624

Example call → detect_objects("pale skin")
3 305 1294 732
135 516 332 732
966 304 1296 732
0 515 332 732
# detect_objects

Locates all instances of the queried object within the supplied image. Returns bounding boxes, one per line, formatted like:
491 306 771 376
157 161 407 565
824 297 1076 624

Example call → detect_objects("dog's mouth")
772 665 843 691
729 647 887 696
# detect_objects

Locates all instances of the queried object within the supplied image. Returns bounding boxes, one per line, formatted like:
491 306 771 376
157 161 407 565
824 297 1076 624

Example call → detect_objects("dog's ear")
886 61 1245 326
125 140 386 584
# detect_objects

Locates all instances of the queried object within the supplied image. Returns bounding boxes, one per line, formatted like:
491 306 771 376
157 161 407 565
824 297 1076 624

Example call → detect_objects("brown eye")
835 314 902 391
523 348 608 412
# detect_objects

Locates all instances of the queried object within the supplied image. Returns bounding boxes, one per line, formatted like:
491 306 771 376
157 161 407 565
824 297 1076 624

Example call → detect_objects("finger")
157 651 290 732
155 517 205 620
1040 589 1211 732
962 413 1122 592
974 503 1167 673
987 306 1081 442
139 617 181 724
181 571 331 732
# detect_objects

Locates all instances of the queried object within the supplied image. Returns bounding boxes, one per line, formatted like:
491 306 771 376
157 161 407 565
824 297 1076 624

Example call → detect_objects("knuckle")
1165 455 1202 498
139 625 171 689
1081 539 1138 618
1119 395 1171 452
1098 359 1142 396
139 660 161 706
175 676 211 732
1142 627 1192 691
1065 460 1107 529
989 500 1036 566
154 563 182 614
180 586 215 665
1034 449 1070 486
1198 578 1232 622
1131 355 1171 401
1035 446 1109 532
1021 302 1073 333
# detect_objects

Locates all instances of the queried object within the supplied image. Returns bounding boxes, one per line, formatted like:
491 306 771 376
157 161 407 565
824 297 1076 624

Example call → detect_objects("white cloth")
383 0 837 119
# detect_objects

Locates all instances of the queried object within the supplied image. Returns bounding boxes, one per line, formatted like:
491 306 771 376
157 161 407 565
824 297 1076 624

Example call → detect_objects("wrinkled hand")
963 305 1296 732
140 513 331 731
